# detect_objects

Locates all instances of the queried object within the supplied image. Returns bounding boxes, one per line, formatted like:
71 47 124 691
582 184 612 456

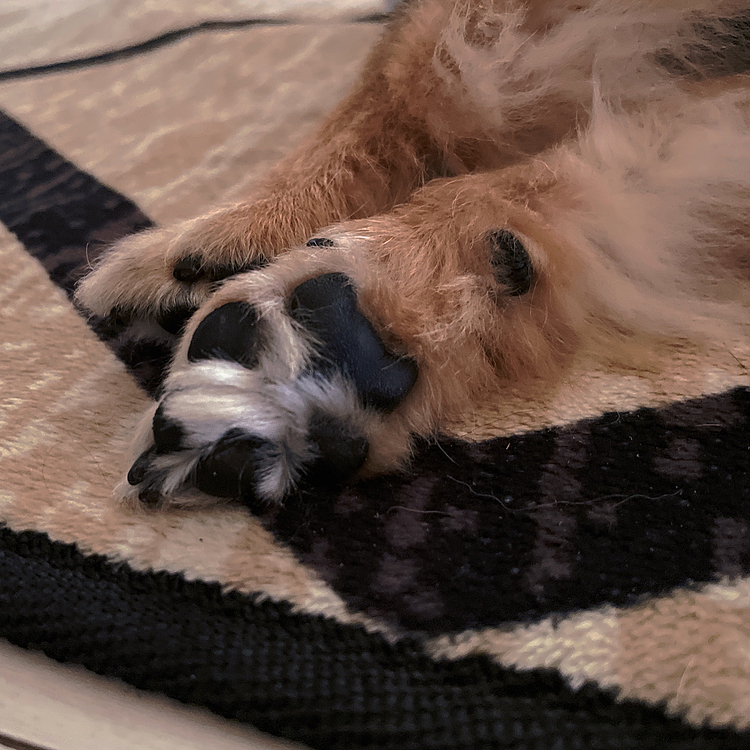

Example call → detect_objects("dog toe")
305 411 369 486
127 446 156 486
187 301 266 368
194 429 277 501
155 304 197 335
152 403 188 454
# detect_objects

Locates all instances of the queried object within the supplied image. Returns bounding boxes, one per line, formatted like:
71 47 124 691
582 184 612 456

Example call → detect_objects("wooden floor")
0 641 302 750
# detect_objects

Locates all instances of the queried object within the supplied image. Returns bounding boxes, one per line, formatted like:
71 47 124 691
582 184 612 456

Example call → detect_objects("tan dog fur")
77 0 750 502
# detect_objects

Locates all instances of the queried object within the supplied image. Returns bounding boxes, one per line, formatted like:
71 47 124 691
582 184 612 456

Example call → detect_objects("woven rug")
1 5 750 749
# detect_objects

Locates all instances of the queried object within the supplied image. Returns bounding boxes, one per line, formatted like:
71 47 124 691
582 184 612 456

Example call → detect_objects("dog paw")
122 269 419 507
75 205 274 338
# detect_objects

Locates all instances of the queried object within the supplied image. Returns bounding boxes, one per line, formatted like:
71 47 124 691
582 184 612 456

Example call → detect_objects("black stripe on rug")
0 732 54 750
0 109 170 394
0 15 390 84
0 525 746 750
262 386 750 632
0 110 153 294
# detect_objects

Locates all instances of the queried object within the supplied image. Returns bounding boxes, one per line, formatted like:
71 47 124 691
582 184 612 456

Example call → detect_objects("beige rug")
0 5 749 748
0 0 395 69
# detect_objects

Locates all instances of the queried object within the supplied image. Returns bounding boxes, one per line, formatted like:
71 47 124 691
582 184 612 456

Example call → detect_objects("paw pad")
305 411 369 486
126 272 418 505
288 273 418 412
187 301 265 368
155 304 198 335
194 429 277 500
488 229 533 296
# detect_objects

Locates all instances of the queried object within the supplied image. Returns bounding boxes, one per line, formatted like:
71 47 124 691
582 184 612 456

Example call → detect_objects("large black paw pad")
287 273 418 412
187 301 265 368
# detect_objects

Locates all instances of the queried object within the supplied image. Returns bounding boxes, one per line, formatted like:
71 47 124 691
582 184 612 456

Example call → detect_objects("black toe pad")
488 229 533 297
156 304 197 335
305 412 369 486
127 447 155 486
194 429 276 500
187 301 265 368
152 403 186 454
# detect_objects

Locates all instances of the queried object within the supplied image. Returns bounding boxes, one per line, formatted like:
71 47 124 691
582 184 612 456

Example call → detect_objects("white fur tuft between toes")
119 358 381 506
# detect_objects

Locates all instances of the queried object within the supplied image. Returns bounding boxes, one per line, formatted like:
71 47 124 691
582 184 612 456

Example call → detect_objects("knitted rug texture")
1 4 750 748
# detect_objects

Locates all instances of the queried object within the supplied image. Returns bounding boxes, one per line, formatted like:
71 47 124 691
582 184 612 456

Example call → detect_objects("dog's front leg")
74 3 464 331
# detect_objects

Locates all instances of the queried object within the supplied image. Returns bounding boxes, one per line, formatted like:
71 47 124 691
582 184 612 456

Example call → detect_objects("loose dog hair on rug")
75 0 750 508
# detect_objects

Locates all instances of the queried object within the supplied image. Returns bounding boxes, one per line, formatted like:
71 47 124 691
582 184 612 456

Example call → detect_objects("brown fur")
77 0 750 489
